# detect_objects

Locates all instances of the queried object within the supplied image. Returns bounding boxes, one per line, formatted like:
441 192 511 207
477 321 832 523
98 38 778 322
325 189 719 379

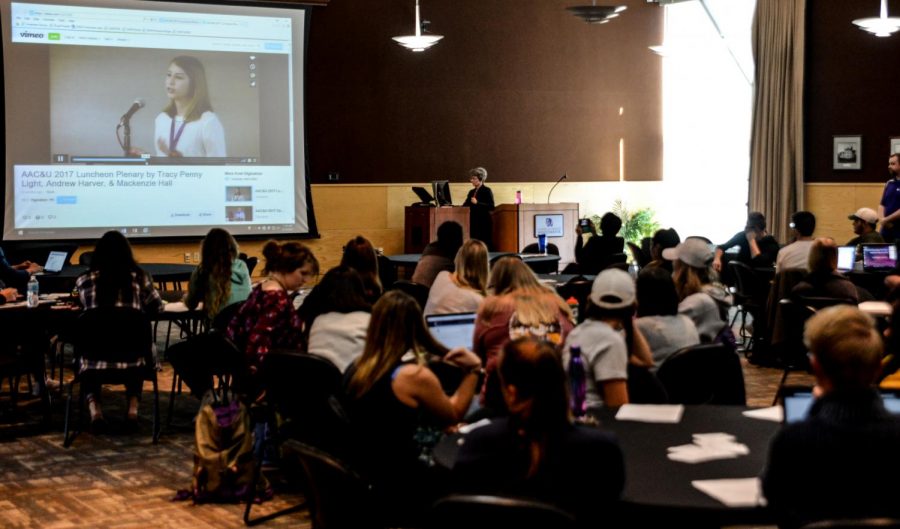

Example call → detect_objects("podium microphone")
120 99 145 124
547 172 567 203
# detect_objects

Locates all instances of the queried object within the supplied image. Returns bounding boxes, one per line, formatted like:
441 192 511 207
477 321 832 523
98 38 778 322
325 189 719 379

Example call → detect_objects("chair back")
75 308 153 367
626 364 668 404
78 250 94 266
627 242 650 268
284 440 377 529
211 301 243 332
800 519 900 529
554 277 592 323
429 494 577 529
238 253 258 276
262 351 347 451
521 242 560 256
520 243 559 273
376 253 398 292
389 280 430 310
656 343 746 405
728 261 767 307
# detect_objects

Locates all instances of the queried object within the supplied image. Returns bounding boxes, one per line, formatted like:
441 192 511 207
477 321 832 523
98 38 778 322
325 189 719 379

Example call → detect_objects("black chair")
521 243 559 273
728 261 767 351
627 242 650 269
555 276 592 324
78 250 94 267
281 439 379 529
656 343 746 405
211 301 243 332
626 364 668 404
429 494 577 529
238 253 258 277
376 253 398 290
800 520 900 529
63 308 159 447
244 351 348 525
490 253 521 267
390 280 430 310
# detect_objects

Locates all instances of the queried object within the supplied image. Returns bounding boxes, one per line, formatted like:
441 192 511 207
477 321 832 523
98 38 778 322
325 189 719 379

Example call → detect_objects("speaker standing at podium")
463 167 495 250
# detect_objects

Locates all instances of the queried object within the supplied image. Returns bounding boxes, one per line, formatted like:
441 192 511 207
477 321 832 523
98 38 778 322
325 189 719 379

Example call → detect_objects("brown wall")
306 0 663 184
805 0 900 183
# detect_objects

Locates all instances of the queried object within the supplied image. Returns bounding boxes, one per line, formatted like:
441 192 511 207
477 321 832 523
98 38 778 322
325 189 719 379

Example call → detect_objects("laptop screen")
426 312 476 350
783 389 900 423
44 251 68 273
862 244 897 270
836 246 855 272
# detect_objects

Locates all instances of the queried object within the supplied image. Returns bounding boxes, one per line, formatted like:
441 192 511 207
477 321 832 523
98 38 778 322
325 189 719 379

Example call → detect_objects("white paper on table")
667 446 742 464
742 406 784 423
691 478 765 507
163 301 198 313
615 404 684 423
458 418 492 434
859 301 892 316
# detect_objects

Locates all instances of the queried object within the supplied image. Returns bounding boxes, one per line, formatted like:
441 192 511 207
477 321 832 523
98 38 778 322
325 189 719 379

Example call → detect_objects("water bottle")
515 190 522 204
568 345 587 418
628 261 639 279
566 296 579 323
27 275 39 308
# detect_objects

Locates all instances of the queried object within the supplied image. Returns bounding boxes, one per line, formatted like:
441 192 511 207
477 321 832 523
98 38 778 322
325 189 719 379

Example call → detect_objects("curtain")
749 0 806 243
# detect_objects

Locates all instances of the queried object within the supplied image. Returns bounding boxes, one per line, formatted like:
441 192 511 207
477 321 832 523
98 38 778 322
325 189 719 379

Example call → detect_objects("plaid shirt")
75 270 162 372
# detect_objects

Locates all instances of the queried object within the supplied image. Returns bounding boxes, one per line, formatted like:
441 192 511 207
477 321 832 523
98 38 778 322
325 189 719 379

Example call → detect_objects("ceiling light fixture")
567 1 627 24
393 0 443 52
853 0 900 37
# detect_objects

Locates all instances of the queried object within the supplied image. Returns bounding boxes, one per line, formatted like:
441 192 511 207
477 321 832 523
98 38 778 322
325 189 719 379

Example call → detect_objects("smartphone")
579 218 590 228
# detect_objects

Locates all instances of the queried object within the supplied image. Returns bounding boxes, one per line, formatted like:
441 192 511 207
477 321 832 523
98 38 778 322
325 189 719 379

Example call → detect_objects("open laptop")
425 312 477 350
861 243 898 272
782 386 900 423
38 250 68 275
836 245 856 272
411 186 435 206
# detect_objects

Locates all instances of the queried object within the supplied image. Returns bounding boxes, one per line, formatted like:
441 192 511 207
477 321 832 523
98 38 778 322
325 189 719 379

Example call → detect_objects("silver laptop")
42 251 68 274
425 312 477 350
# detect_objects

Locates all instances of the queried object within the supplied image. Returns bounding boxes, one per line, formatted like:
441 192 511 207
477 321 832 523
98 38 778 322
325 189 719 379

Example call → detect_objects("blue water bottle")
569 345 587 417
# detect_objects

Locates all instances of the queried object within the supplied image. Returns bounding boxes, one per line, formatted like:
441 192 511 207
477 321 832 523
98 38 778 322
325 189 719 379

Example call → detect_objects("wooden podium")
493 203 579 268
404 206 470 253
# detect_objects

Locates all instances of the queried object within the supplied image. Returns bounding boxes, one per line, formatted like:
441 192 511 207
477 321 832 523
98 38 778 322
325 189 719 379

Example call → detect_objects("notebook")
836 245 856 272
782 387 900 423
861 243 898 272
425 312 477 350
42 251 68 274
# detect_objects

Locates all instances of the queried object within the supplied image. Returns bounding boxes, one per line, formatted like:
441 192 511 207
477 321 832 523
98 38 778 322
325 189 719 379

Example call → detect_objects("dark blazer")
463 185 495 249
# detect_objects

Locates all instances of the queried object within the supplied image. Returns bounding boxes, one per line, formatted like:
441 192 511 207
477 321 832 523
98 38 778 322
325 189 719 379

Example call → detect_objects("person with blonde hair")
343 290 482 521
791 237 859 303
763 306 900 528
424 239 489 315
227 240 318 371
474 256 575 412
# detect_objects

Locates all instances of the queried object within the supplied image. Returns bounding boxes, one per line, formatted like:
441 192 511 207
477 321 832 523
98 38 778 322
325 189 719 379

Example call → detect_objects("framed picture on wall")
891 137 900 155
833 135 862 170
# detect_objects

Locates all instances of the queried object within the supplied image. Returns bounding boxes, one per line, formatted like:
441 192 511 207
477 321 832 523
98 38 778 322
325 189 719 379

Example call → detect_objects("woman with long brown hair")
184 228 250 319
664 237 732 343
341 235 382 303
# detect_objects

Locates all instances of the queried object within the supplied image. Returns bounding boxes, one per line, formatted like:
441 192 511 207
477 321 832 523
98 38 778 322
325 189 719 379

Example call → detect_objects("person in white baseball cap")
847 207 884 257
663 238 733 344
561 268 653 409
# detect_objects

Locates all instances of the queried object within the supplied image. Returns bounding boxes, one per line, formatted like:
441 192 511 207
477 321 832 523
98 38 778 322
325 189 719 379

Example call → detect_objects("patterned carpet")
0 323 807 529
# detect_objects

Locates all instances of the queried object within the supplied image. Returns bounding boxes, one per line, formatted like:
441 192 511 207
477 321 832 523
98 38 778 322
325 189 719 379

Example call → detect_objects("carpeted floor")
0 322 809 529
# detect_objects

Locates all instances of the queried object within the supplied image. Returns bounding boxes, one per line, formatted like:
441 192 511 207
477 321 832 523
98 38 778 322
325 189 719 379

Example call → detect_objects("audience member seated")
847 207 884 260
76 230 163 425
342 290 482 522
0 282 17 305
642 227 681 272
184 228 251 319
763 305 900 528
411 220 464 288
664 238 733 344
475 257 575 412
561 269 653 409
341 235 383 304
0 245 41 292
424 239 489 316
574 212 625 274
791 238 859 304
634 267 700 369
775 211 816 271
298 266 371 372
227 240 318 388
713 211 780 283
452 337 625 523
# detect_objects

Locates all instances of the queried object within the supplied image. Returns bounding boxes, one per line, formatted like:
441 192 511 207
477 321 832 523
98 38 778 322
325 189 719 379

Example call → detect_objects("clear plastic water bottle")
27 275 39 308
568 345 587 418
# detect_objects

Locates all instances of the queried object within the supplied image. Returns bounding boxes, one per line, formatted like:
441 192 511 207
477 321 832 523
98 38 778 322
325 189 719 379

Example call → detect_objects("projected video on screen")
2 0 312 240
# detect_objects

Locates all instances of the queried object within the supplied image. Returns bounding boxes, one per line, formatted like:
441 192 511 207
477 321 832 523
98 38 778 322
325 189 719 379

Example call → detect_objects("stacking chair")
63 307 159 447
429 494 577 529
627 242 650 269
282 439 378 529
626 364 668 404
555 276 592 324
244 350 348 525
389 280 430 310
728 261 767 350
656 343 746 405
238 252 258 276
521 243 559 273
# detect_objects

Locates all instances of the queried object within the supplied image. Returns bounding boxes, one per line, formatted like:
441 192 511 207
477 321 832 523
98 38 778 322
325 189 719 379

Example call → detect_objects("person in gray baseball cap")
663 238 733 344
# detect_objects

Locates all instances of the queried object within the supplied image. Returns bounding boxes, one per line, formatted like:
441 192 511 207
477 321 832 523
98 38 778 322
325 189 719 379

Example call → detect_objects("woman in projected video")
147 56 226 157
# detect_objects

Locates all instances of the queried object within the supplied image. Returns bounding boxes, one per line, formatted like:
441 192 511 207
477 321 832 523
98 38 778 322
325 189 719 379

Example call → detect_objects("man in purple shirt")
878 153 900 241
